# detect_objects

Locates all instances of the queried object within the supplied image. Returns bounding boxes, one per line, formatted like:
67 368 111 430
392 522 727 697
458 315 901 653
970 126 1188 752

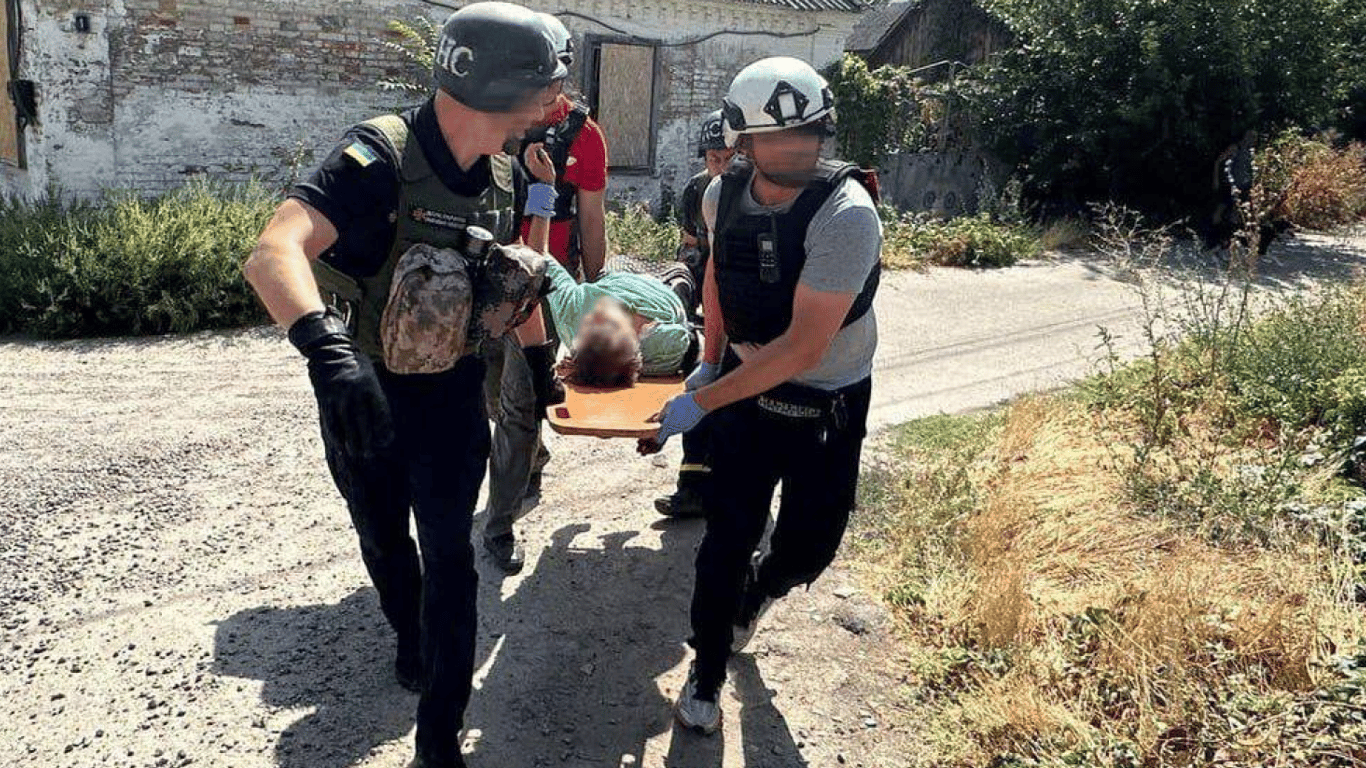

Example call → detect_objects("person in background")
478 8 595 571
479 13 610 573
676 109 735 314
653 109 736 519
518 12 610 280
1207 128 1257 250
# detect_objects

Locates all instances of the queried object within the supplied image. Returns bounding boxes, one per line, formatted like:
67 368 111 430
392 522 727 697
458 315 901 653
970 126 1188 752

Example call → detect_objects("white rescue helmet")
721 56 836 149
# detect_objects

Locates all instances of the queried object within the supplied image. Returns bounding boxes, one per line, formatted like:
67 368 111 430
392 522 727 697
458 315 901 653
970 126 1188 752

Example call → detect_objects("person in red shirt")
480 14 609 575
517 14 610 281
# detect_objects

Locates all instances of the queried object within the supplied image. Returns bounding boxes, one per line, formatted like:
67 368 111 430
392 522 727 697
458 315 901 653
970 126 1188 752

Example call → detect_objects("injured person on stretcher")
520 145 694 438
543 257 697 387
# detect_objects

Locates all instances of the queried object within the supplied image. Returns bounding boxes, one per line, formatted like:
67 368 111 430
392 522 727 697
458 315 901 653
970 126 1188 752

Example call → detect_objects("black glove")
521 340 566 416
289 309 395 458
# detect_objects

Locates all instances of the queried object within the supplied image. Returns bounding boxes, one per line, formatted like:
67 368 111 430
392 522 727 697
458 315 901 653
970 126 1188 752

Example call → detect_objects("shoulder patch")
343 141 379 168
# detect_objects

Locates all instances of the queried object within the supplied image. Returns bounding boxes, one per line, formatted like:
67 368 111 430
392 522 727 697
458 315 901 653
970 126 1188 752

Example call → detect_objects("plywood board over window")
593 42 656 171
0 0 19 167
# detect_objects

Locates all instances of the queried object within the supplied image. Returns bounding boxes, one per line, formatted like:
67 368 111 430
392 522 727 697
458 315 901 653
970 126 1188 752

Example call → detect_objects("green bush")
1257 130 1366 231
605 203 681 264
881 207 1040 268
0 180 275 338
1326 368 1366 437
1223 291 1366 430
822 55 928 168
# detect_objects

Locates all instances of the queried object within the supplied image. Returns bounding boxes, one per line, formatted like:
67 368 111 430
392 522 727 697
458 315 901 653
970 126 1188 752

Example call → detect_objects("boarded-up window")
589 41 656 170
0 0 19 167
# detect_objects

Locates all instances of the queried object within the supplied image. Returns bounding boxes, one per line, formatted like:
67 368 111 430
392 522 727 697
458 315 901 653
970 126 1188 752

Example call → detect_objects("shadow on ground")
212 589 416 768
213 516 807 767
1057 229 1366 289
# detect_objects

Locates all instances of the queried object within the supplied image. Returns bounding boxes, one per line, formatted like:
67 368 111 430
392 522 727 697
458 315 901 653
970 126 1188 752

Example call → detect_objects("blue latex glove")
654 392 708 445
685 360 721 391
525 182 557 218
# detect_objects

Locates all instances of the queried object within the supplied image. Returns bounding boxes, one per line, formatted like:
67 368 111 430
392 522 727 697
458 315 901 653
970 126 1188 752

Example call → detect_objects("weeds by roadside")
854 203 1366 767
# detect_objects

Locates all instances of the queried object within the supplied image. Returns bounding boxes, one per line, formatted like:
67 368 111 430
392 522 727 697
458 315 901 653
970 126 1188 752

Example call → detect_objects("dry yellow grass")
1038 217 1092 253
862 395 1366 766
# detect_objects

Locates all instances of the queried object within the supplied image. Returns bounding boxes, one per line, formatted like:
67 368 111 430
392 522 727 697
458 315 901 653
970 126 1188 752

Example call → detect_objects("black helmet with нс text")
432 2 568 113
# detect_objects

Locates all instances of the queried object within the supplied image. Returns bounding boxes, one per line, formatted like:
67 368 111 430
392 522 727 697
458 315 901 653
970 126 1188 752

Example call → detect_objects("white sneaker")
731 593 775 653
674 662 722 734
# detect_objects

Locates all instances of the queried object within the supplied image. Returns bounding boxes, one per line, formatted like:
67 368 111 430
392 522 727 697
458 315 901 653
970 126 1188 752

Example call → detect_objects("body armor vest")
712 159 881 346
311 113 519 361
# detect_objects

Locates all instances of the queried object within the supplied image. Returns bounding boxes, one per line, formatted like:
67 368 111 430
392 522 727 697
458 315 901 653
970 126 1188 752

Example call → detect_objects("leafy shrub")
1257 131 1366 231
1326 368 1366 438
605 203 681 264
1223 291 1366 430
0 180 275 337
882 207 1040 268
822 54 928 168
378 17 438 95
968 0 1354 220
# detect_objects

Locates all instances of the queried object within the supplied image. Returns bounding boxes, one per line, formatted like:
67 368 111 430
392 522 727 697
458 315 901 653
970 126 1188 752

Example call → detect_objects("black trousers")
319 355 490 763
688 376 872 688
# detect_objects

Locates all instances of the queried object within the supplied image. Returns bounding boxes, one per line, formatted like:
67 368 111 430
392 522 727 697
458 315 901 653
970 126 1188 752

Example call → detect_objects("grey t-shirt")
703 172 881 390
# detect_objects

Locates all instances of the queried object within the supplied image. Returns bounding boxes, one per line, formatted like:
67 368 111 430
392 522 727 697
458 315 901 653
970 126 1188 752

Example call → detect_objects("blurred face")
577 297 635 342
746 126 824 189
494 85 555 154
704 148 735 177
435 88 552 158
541 80 566 110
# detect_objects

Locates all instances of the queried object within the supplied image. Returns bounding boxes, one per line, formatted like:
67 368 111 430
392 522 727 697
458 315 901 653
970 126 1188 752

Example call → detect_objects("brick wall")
1 0 859 207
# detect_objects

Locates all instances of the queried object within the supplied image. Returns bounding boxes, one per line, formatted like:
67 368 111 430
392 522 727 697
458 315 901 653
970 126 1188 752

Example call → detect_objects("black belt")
754 380 853 437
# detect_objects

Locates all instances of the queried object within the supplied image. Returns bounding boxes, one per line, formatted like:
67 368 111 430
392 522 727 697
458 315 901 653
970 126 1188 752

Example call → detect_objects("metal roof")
846 1 920 52
731 0 873 13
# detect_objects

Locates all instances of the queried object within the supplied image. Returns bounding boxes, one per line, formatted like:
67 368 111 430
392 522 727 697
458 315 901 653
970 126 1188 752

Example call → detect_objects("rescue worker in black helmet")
242 3 564 766
676 109 735 305
640 56 883 735
652 109 736 519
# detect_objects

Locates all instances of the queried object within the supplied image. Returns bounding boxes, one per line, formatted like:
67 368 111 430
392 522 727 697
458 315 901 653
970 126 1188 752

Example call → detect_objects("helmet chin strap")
755 164 817 190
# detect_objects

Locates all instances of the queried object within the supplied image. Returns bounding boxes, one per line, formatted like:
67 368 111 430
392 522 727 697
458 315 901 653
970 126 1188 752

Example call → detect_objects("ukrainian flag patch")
343 141 378 167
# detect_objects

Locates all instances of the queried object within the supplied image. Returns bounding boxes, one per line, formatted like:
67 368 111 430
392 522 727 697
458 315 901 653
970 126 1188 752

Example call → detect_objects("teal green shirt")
544 260 691 376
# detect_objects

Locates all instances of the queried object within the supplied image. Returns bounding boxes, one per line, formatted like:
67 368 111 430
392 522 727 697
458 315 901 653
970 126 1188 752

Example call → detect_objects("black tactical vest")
520 103 590 222
712 159 881 346
312 114 519 361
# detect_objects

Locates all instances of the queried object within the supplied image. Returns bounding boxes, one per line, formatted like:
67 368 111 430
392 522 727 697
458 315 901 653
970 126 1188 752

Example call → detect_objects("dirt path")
2 232 1363 768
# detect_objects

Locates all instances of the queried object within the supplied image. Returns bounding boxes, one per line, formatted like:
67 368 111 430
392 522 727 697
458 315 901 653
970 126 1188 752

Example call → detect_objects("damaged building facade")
0 0 866 205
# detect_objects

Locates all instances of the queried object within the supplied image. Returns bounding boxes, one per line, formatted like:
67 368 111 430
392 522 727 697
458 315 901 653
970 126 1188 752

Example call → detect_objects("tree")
967 0 1349 220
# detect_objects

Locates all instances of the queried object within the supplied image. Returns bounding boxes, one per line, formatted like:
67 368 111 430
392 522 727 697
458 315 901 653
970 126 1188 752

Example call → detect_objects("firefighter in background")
675 109 735 312
653 109 735 519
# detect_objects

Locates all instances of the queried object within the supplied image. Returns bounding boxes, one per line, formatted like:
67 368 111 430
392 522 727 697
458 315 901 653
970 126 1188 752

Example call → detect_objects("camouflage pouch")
379 244 474 375
469 243 553 348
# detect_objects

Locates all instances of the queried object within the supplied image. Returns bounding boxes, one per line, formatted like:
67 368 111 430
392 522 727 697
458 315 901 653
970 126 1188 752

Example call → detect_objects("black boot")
410 752 468 768
484 532 525 574
654 469 709 518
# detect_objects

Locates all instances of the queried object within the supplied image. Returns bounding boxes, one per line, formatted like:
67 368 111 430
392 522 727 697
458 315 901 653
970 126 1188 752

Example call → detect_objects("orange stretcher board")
546 376 685 439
